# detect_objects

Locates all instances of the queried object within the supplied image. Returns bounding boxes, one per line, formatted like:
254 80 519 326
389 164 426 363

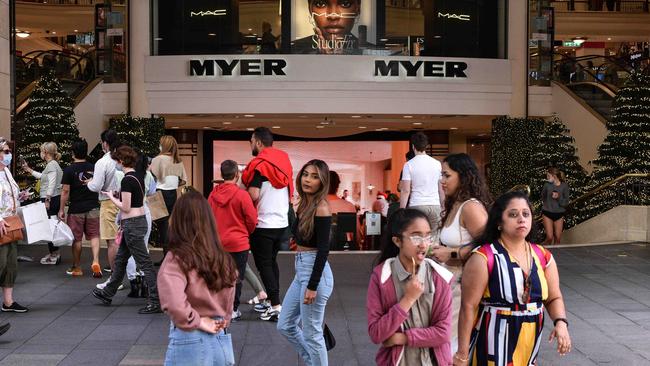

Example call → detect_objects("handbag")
323 323 336 351
0 172 24 245
147 191 169 221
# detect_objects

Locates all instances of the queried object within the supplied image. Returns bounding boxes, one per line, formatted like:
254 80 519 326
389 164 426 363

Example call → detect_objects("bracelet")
453 353 469 362
553 318 569 327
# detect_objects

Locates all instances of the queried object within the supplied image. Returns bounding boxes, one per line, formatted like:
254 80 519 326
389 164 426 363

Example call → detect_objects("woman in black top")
91 146 161 314
277 159 334 366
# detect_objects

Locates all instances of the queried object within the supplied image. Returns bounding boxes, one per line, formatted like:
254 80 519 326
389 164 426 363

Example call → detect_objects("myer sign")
189 58 468 79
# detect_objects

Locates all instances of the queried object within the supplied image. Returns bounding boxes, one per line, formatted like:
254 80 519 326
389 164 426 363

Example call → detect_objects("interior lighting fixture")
272 126 281 129
171 126 180 129
316 125 325 129
367 184 375 191
413 122 422 125
450 127 458 130
246 127 254 131
208 33 216 36
607 37 612 41
403 115 413 119
52 31 56 35
244 114 255 118
571 37 586 46
358 126 367 129
16 31 30 38
203 126 212 129
351 115 361 118
222 122 232 125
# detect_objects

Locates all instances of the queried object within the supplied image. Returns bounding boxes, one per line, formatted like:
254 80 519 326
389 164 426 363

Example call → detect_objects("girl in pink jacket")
367 208 454 366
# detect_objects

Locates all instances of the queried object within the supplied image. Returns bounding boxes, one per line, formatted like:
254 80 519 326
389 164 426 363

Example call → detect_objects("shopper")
277 159 334 366
541 166 570 245
91 146 161 314
158 190 237 366
399 132 445 236
455 191 571 365
430 153 490 352
242 127 293 321
86 129 119 279
0 138 29 314
58 139 100 277
150 135 187 263
327 171 362 249
22 142 63 265
208 160 258 321
367 208 453 366
245 264 270 311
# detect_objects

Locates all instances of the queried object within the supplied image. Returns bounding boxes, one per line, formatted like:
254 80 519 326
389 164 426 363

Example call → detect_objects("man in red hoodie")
241 127 293 321
208 160 258 321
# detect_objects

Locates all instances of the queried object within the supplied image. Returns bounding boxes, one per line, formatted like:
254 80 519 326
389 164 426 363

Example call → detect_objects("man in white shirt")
399 132 445 233
86 130 119 281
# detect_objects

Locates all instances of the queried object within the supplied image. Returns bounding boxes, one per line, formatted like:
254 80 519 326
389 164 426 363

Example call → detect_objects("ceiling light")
379 38 388 42
571 37 586 46
208 33 216 36
248 28 252 31
358 126 367 129
351 115 361 118
316 126 325 129
171 126 180 129
222 122 232 125
246 128 254 131
403 115 413 119
16 31 30 38
203 126 212 129
413 122 422 125
272 126 280 129
244 114 255 118
74 29 78 32
450 127 458 130
52 31 56 35
607 37 612 41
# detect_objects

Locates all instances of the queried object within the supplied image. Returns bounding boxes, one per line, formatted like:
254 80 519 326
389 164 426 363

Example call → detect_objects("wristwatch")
553 318 569 328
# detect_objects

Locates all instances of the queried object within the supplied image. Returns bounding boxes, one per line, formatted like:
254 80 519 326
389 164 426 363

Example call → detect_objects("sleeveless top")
439 199 479 248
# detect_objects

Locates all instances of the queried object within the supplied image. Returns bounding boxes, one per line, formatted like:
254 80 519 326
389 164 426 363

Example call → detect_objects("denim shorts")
164 322 234 366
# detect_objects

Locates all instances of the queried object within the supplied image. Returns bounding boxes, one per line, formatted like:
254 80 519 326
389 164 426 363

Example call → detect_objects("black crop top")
293 216 332 291
120 172 145 208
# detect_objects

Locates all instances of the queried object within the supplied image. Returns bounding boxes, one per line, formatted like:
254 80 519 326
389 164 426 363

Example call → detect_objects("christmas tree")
109 115 166 158
531 116 589 228
578 70 650 223
17 70 80 174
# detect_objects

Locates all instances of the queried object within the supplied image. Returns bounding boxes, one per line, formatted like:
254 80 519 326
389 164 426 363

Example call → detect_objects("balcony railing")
548 0 649 12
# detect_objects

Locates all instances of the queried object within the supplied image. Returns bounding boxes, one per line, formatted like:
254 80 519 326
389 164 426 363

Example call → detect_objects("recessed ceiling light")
74 29 78 32
248 28 252 31
52 31 57 34
403 115 413 119
316 126 325 129
607 37 612 41
450 127 458 130
358 126 367 129
244 114 255 118
222 122 232 125
246 128 254 131
208 33 216 36
272 126 280 129
16 31 30 38
203 126 212 129
171 126 180 129
413 122 422 125
351 115 362 118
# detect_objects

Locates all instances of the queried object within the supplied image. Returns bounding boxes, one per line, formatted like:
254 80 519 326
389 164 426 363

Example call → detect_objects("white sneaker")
260 306 281 322
96 277 125 291
40 254 60 265
232 310 242 322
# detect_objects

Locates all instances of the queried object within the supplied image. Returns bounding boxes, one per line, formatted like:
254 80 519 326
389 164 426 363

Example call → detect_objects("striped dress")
468 241 553 366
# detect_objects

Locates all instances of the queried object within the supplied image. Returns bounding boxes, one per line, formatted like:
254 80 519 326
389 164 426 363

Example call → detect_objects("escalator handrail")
566 81 618 97
17 49 95 83
553 52 620 95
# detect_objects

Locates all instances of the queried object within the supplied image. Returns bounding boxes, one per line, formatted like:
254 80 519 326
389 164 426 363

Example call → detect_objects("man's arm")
399 180 411 209
87 160 106 193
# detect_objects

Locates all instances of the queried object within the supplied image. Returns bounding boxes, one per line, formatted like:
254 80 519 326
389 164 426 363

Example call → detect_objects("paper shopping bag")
147 191 169 221
17 202 53 243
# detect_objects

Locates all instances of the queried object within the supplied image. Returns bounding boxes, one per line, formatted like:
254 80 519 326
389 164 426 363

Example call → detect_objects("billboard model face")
292 0 375 54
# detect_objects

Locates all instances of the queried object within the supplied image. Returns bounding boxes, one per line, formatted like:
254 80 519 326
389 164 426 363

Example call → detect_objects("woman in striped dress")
454 191 571 366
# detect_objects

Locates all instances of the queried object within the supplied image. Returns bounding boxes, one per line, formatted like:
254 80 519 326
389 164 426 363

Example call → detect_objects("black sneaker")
260 306 280 322
103 266 112 273
138 304 162 314
91 289 112 306
0 323 9 336
1 302 28 313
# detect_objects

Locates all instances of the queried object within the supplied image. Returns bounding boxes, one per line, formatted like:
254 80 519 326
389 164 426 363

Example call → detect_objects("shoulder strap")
125 174 145 197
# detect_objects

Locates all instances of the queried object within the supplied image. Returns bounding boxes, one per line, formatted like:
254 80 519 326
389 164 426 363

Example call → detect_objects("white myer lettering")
189 59 287 76
374 60 468 78
438 12 471 21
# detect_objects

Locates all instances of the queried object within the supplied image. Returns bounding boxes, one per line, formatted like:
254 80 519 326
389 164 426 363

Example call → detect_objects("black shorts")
542 210 564 222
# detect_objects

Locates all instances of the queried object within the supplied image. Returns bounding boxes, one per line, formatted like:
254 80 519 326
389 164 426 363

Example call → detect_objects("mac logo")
190 9 227 17
438 12 470 21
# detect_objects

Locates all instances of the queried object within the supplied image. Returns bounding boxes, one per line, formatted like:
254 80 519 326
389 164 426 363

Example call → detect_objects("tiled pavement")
1 243 650 365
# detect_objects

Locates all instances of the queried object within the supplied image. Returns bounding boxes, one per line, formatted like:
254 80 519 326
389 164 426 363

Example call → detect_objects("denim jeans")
103 215 159 305
164 322 234 366
277 252 334 366
126 206 152 280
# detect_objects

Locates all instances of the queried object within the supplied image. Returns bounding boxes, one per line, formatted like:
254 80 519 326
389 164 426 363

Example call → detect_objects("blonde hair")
41 142 61 161
160 135 181 164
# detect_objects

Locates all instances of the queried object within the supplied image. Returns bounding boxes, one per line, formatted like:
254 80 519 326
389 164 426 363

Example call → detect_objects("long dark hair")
295 159 330 240
375 208 429 266
168 190 237 292
473 191 538 247
441 153 492 226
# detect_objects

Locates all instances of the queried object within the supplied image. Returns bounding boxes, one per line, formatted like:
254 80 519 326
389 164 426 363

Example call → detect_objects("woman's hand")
429 246 452 263
44 199 50 210
0 220 8 236
57 210 65 221
548 322 571 356
453 352 470 366
198 317 220 334
404 274 424 302
382 332 407 347
21 162 30 173
304 289 317 305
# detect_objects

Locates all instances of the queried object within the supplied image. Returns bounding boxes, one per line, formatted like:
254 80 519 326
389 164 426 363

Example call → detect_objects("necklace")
499 239 533 303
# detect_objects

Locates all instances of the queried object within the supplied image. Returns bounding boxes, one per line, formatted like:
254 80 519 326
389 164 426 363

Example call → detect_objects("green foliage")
108 115 166 158
488 116 545 198
17 71 80 190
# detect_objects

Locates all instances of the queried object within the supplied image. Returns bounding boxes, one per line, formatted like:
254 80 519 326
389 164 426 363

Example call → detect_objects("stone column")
0 0 11 138
509 0 528 118
129 0 150 117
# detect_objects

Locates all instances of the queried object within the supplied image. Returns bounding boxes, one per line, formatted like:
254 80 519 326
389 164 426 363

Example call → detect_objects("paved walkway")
0 243 649 365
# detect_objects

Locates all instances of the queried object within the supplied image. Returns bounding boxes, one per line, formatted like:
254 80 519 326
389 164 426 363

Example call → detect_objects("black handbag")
323 323 336 351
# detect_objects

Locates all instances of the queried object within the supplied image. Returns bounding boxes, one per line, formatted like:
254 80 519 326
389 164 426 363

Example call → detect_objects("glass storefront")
152 0 507 58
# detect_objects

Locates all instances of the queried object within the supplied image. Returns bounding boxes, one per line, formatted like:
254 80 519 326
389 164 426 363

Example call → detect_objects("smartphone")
18 156 26 166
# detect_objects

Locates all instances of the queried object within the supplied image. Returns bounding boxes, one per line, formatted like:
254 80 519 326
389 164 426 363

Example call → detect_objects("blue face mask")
1 153 12 167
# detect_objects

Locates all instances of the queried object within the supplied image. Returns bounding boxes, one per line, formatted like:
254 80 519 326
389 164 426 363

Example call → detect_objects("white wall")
74 82 106 148
0 0 10 138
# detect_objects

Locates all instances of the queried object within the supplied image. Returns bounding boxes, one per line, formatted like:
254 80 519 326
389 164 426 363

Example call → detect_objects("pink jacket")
367 258 453 366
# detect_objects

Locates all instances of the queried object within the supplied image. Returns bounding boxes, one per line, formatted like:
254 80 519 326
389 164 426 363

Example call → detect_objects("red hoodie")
208 182 258 253
241 147 294 198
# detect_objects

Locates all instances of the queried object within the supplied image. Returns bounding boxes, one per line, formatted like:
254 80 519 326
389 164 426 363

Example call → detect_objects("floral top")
0 168 20 220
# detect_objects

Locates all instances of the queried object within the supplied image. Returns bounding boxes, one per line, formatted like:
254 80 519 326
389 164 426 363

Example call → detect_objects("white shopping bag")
49 219 74 247
17 202 53 244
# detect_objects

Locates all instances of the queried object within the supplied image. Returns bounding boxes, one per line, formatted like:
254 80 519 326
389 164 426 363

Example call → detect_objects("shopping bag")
49 219 74 247
17 202 53 244
147 191 169 221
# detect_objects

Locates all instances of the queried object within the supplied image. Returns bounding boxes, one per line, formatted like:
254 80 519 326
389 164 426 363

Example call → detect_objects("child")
367 208 454 366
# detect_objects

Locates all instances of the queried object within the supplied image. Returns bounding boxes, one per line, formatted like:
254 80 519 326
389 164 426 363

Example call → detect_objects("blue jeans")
277 252 334 366
164 322 234 366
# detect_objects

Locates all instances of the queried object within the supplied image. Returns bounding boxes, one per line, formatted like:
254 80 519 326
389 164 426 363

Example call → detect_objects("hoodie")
241 147 294 198
208 182 258 253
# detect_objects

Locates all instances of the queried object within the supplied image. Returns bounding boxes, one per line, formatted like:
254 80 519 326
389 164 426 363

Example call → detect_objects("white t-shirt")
250 171 289 229
401 154 442 207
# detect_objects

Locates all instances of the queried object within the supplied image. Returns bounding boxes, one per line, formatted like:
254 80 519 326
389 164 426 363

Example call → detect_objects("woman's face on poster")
310 0 360 39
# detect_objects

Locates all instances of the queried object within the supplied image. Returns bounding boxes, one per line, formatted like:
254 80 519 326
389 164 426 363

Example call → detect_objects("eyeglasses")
406 234 436 246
